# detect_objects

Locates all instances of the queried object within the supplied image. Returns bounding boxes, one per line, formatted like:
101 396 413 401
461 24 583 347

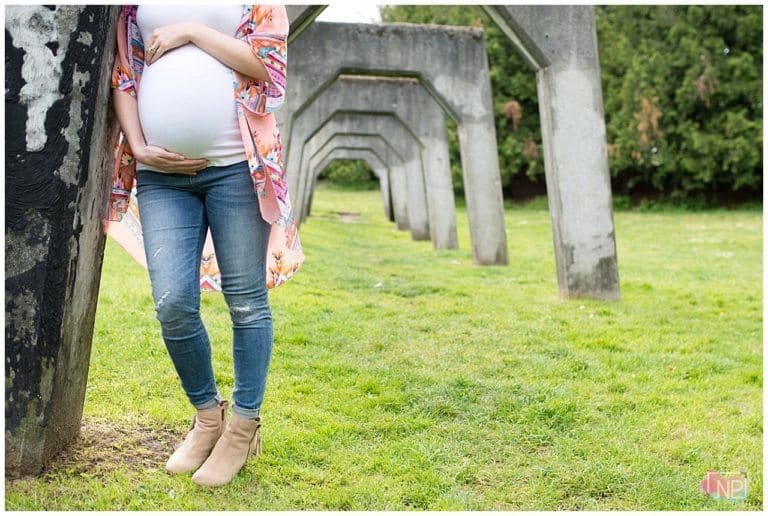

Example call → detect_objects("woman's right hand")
133 144 209 175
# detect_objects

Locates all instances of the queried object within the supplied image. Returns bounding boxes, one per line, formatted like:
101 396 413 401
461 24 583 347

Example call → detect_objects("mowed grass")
5 185 762 510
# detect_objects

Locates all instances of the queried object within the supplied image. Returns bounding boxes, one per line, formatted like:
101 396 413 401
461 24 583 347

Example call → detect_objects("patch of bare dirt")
337 211 360 223
39 416 185 478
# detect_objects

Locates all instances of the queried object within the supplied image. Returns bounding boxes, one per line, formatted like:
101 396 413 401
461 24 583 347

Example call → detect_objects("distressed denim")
136 159 273 419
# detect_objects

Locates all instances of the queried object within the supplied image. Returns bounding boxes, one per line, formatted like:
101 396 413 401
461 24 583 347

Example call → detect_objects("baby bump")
138 45 244 160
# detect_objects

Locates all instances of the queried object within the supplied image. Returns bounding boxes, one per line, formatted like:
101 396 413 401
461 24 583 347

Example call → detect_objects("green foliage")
380 5 763 203
319 159 380 190
596 5 763 200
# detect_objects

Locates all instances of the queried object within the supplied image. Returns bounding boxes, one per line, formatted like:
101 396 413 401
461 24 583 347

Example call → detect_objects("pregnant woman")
108 5 303 487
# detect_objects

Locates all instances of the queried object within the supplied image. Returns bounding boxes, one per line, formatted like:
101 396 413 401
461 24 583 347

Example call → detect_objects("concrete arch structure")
286 75 457 250
312 143 393 221
284 9 619 297
314 148 393 221
281 21 507 264
306 135 405 228
306 133 411 228
300 112 432 242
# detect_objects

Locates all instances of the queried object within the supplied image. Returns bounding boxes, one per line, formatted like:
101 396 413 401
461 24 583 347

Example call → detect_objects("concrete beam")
284 22 506 264
311 146 393 221
482 6 620 300
286 5 327 44
300 113 430 241
286 75 457 250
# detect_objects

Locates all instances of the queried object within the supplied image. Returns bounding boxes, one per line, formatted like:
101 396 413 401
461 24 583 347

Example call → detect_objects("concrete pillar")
310 144 392 221
290 77 456 249
308 135 407 229
283 22 506 263
482 6 620 300
313 147 393 221
299 113 431 242
5 5 118 477
307 135 403 226
287 76 457 250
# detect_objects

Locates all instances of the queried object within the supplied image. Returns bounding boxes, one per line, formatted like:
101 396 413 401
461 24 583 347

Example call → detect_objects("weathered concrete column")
312 147 393 221
282 22 506 263
307 134 407 229
307 135 403 226
482 6 620 299
285 76 457 250
310 142 392 221
5 5 118 477
299 113 431 242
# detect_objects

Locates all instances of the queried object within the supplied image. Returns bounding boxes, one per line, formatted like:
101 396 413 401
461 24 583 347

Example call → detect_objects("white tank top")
135 5 247 171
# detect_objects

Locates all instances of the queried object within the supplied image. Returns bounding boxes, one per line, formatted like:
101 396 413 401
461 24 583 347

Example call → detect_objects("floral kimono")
108 4 303 290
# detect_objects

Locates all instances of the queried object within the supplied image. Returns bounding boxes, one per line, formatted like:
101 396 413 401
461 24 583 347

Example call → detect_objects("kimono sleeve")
111 7 136 97
243 5 288 113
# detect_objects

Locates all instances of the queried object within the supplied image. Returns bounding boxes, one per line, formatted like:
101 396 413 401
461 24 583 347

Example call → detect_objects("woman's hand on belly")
144 22 195 65
133 144 209 175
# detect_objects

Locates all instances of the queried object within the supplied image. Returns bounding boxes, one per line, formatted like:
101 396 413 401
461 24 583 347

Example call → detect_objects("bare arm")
144 21 271 83
113 89 147 151
189 23 271 82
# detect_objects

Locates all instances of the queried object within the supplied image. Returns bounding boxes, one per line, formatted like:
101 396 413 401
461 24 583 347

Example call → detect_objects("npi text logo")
700 469 748 501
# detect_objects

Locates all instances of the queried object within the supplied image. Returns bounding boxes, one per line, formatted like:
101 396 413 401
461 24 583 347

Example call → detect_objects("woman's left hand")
144 22 198 65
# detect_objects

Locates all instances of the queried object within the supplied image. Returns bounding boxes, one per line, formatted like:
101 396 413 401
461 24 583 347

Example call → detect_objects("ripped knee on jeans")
153 288 199 329
155 289 172 312
228 302 272 328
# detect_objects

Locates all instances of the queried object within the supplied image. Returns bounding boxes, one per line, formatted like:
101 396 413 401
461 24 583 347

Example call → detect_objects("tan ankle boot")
165 399 228 474
191 412 262 487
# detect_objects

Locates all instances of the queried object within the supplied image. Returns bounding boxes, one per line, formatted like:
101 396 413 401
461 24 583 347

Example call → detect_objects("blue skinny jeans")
135 159 272 419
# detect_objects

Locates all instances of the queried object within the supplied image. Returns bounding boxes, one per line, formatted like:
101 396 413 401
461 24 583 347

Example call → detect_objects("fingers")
141 145 208 174
145 154 208 174
161 159 208 174
162 156 207 167
152 47 165 63
155 148 185 161
152 147 206 165
145 37 161 65
145 39 155 65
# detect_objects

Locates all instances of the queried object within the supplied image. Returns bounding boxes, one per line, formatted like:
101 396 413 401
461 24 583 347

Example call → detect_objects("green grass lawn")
5 185 762 510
